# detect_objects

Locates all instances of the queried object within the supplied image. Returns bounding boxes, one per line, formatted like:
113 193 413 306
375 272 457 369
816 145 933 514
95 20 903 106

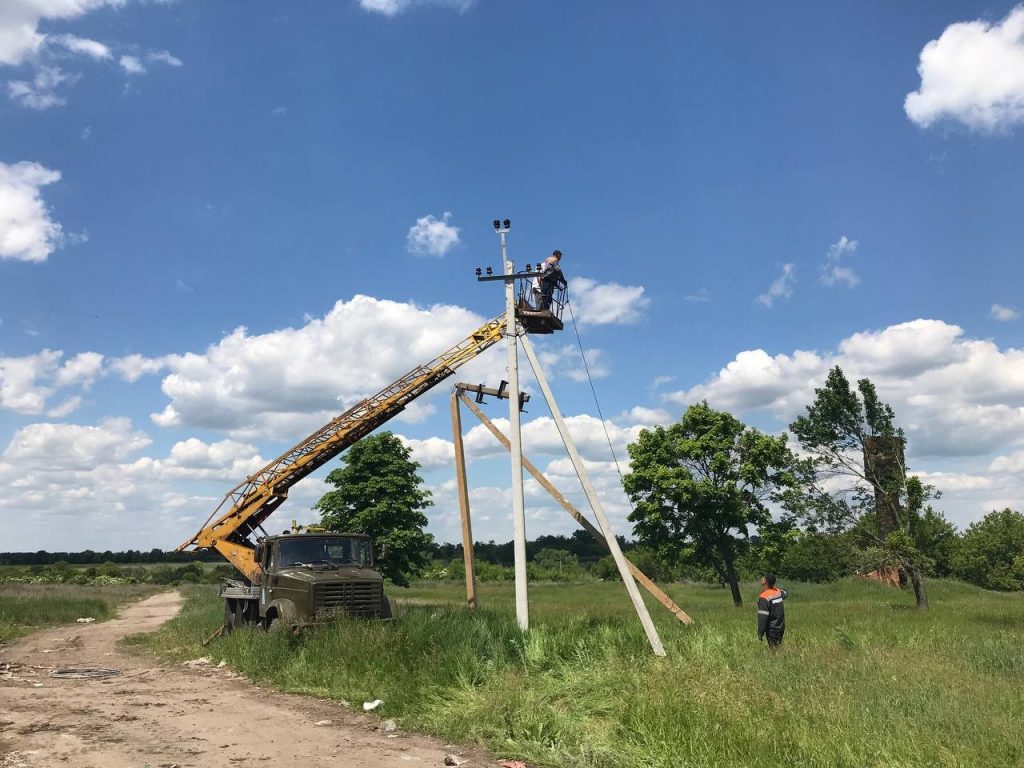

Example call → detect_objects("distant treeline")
428 530 630 567
0 531 624 568
0 549 221 566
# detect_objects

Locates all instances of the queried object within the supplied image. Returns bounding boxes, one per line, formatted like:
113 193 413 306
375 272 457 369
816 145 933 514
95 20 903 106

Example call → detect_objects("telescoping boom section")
177 314 507 582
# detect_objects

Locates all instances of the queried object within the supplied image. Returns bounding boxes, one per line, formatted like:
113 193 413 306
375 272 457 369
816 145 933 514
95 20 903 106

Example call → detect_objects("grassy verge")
128 579 1024 768
0 583 158 643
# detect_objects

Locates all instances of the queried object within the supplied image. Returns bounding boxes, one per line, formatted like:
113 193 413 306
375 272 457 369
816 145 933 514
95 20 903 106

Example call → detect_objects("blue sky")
1 0 1023 551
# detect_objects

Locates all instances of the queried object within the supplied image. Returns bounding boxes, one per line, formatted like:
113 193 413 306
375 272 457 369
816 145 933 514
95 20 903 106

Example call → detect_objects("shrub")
953 509 1024 591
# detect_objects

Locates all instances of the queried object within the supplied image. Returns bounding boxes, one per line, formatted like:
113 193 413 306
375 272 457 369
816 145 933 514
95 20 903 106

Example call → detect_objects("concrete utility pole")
495 219 529 632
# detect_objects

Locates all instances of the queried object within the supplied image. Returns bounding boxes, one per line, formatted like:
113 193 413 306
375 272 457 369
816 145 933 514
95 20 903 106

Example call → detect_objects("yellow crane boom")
177 313 507 581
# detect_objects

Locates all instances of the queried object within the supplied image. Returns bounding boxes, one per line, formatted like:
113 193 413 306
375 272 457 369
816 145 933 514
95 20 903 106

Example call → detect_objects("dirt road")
0 592 496 768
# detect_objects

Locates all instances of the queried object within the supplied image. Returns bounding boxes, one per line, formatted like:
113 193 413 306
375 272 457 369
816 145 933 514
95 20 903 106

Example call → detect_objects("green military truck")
220 531 395 632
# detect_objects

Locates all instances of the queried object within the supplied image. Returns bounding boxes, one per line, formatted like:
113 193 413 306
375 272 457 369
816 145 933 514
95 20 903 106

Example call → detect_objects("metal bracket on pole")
519 335 668 656
455 389 693 625
459 382 530 411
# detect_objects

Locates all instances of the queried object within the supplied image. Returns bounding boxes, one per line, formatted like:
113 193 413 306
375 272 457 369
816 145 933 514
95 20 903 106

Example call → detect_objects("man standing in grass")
757 573 788 648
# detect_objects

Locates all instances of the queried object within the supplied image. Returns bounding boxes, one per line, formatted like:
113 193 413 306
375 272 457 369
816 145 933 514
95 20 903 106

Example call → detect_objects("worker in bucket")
533 249 565 310
757 573 788 648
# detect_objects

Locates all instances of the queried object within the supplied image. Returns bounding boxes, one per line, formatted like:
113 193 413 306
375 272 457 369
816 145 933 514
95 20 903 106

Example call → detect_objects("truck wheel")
264 613 284 633
381 596 396 620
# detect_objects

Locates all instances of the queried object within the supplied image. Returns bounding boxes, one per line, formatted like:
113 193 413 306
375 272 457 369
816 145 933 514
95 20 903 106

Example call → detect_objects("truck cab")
221 532 393 632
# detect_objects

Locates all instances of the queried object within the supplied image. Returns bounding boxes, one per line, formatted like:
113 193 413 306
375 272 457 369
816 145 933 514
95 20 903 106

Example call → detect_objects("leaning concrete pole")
450 391 477 611
498 225 529 632
520 334 666 656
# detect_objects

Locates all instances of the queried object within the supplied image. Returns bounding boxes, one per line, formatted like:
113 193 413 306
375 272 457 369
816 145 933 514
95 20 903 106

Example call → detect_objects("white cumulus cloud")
358 0 474 17
0 421 281 550
49 33 110 60
991 303 1019 321
7 64 72 109
462 413 644 466
119 54 144 74
2 418 151 470
0 160 65 262
120 295 493 440
568 277 649 325
905 5 1024 132
0 349 104 414
53 351 103 388
406 211 460 257
1 4 183 109
535 343 609 383
666 318 1024 458
0 350 62 413
45 395 83 418
110 353 170 383
148 50 182 67
757 263 795 307
0 0 126 65
617 406 672 427
990 450 1024 474
820 235 860 288
398 435 454 471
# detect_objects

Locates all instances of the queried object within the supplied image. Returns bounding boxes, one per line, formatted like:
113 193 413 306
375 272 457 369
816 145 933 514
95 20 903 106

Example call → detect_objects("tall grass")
0 583 157 642
129 579 1024 768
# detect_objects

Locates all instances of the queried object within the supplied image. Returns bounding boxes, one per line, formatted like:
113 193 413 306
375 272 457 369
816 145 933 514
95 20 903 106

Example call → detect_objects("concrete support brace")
520 334 667 656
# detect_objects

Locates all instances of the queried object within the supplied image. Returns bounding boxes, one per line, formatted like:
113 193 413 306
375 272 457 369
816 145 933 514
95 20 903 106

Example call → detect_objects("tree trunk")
908 567 928 609
863 435 906 536
724 556 743 607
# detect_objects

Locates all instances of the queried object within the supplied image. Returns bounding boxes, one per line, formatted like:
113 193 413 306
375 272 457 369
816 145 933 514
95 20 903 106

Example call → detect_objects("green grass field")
0 583 157 642
127 578 1023 768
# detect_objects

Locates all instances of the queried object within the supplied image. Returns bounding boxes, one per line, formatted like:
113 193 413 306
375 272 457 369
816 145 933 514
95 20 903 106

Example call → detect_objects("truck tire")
381 595 396 620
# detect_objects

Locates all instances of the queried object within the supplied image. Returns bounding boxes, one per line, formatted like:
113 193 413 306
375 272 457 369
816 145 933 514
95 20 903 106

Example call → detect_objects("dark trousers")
538 284 555 310
767 630 784 648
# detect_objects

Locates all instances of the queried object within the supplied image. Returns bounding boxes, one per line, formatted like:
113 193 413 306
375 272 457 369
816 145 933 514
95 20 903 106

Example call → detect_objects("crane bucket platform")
515 279 566 334
474 267 567 334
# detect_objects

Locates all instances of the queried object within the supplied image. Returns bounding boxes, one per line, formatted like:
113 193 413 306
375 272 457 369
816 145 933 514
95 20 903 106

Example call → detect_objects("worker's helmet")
552 249 562 258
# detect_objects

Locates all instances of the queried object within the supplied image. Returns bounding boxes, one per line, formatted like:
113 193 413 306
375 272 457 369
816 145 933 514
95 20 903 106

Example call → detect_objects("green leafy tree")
911 507 959 577
623 402 804 606
740 518 800 578
314 431 433 587
952 509 1024 590
781 530 859 583
593 547 676 582
789 366 938 608
533 548 578 570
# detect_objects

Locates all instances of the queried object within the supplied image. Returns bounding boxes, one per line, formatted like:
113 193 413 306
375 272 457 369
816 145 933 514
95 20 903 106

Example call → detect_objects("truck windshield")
277 537 372 568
